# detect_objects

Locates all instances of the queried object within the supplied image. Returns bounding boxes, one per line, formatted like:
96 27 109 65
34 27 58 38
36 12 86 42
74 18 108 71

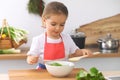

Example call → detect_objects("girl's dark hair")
42 1 68 18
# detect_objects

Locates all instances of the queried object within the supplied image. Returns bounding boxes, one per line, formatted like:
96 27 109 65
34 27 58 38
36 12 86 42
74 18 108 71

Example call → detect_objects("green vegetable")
76 67 106 80
50 62 62 66
0 26 28 44
90 67 99 76
27 0 45 16
0 48 21 54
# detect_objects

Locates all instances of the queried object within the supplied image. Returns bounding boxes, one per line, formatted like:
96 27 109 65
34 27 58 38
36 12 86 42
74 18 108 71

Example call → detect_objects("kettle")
97 33 119 53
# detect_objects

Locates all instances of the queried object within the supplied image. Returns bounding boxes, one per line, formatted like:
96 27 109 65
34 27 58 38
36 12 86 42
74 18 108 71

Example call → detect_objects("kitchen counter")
0 47 120 60
8 68 120 80
0 47 28 60
85 45 120 58
8 68 82 80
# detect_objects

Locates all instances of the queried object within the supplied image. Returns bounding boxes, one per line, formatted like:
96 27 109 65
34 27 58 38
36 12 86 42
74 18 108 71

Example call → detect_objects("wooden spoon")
68 52 100 62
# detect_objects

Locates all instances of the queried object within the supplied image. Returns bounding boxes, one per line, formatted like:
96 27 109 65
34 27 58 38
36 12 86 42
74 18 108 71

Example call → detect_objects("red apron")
44 33 65 60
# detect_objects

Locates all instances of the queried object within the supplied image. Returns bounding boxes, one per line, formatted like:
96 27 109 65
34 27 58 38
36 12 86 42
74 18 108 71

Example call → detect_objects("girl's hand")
81 49 92 56
27 55 39 64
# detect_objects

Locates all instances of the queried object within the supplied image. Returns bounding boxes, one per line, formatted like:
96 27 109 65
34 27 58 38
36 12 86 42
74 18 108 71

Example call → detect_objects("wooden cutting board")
9 68 83 80
76 14 120 45
8 68 120 80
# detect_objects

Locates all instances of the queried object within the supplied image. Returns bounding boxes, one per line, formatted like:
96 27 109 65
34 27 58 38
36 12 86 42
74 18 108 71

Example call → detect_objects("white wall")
0 0 120 47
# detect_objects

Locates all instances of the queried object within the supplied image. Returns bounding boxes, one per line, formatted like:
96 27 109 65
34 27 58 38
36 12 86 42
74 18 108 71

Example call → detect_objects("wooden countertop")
0 47 28 60
0 47 120 60
85 45 120 58
8 68 120 80
9 68 82 80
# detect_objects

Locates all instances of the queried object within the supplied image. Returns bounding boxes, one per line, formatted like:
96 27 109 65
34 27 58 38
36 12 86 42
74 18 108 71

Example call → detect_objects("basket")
0 19 27 49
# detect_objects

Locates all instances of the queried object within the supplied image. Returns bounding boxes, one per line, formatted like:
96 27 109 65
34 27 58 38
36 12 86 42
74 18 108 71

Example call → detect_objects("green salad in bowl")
45 61 75 77
49 62 62 66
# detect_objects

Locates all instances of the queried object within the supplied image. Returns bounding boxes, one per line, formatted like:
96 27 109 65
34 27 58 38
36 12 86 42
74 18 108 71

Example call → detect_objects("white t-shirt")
27 33 79 63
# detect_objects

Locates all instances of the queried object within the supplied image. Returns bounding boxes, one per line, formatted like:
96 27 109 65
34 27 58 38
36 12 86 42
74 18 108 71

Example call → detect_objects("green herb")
0 48 21 54
76 67 106 80
50 62 62 66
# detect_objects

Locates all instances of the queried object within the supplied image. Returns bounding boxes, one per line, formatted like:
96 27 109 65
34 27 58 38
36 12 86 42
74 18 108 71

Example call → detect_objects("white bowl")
45 61 75 77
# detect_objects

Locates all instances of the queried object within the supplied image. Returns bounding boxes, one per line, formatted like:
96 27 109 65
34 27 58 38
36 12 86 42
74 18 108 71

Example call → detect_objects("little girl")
27 1 92 69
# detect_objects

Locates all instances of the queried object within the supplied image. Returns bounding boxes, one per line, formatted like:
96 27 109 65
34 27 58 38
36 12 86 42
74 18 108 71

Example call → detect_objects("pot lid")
98 33 118 42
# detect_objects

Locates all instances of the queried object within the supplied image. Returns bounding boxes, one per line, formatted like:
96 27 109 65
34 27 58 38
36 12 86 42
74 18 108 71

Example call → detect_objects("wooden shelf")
0 53 27 60
0 47 28 60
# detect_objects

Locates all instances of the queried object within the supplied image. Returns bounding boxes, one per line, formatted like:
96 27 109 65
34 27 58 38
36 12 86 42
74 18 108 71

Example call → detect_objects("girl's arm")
26 36 43 64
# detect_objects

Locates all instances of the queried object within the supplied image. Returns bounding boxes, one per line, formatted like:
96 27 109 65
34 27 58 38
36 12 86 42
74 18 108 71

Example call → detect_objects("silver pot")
97 33 119 53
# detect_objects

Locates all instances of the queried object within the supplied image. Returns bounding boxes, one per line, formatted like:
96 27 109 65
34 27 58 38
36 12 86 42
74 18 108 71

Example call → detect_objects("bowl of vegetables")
45 61 75 77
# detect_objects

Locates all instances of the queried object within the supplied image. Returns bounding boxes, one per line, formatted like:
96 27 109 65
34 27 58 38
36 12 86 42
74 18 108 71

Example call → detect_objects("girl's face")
43 14 67 39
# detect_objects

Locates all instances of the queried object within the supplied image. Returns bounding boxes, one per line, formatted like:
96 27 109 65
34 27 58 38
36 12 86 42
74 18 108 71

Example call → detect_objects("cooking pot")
97 33 119 53
71 31 86 49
